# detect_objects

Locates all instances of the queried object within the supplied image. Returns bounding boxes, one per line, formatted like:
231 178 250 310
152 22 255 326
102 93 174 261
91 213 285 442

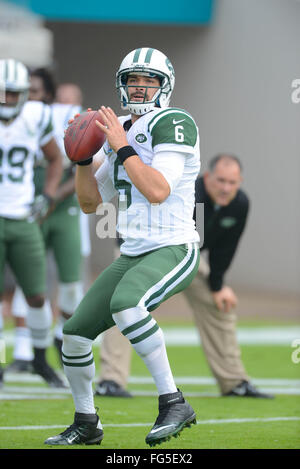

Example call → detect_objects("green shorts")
64 242 200 340
35 165 82 283
41 196 82 283
0 217 46 297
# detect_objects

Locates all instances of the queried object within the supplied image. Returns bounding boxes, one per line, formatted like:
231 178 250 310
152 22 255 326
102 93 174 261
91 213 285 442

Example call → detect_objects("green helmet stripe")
133 48 142 63
144 48 154 64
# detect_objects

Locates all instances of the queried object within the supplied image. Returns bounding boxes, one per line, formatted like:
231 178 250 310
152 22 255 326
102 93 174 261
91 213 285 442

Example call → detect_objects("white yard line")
1 387 300 400
3 326 300 346
1 375 299 400
0 417 299 431
127 376 300 386
3 374 300 387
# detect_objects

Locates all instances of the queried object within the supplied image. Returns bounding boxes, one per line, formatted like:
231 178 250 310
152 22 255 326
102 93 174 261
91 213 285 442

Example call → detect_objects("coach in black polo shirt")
184 154 273 398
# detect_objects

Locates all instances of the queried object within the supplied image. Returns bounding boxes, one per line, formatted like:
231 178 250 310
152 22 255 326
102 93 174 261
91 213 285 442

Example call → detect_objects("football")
64 110 106 162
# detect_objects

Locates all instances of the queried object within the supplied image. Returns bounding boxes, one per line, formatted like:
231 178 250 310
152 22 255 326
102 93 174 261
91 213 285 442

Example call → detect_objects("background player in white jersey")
55 82 92 262
45 47 200 447
0 58 64 387
8 70 86 371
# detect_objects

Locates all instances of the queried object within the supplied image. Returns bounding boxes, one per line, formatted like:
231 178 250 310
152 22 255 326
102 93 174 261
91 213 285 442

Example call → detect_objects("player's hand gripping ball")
64 110 106 163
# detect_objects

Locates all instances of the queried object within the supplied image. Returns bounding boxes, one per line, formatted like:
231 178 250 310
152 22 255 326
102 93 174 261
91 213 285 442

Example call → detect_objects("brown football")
64 110 106 162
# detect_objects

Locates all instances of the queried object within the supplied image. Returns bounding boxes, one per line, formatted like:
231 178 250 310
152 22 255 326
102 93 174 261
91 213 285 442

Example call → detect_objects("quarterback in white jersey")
45 48 200 447
94 107 200 255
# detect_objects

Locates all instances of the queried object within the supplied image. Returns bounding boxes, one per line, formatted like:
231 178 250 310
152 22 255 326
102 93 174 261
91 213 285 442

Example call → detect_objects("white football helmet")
0 58 30 120
116 47 175 115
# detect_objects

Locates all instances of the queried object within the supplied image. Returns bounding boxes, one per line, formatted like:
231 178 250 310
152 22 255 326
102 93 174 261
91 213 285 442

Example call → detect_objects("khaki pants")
99 326 132 387
98 258 248 394
183 259 248 394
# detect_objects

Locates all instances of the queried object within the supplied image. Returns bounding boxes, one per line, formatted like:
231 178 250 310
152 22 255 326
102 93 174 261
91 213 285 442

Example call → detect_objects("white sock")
62 334 99 416
26 300 52 348
14 327 33 361
12 286 28 319
113 307 177 396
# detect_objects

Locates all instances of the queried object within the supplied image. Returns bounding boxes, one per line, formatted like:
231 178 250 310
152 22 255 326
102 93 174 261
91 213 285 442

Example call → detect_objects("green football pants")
40 197 82 283
64 242 200 340
0 217 46 297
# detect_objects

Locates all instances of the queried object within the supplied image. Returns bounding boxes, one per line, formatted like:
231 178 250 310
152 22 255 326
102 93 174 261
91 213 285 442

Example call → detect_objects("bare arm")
55 175 75 202
123 155 170 204
96 106 170 204
75 164 102 213
41 138 63 198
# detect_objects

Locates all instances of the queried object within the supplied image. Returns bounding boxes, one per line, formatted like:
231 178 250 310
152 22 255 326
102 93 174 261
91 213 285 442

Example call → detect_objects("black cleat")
53 337 63 366
5 359 33 373
0 366 3 388
94 380 132 398
32 358 67 388
145 389 196 447
223 380 274 399
44 412 103 446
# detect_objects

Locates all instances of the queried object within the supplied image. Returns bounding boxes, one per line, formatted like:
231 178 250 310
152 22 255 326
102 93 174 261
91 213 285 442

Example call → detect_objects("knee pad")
58 282 84 315
12 286 28 318
112 305 148 331
62 334 93 357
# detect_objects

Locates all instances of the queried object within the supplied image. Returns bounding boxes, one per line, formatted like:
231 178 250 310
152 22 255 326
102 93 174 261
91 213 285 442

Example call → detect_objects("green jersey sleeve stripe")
149 109 198 148
148 108 195 134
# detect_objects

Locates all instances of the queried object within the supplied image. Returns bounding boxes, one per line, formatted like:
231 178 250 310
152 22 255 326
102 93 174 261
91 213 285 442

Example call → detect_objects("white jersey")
35 103 81 169
0 101 54 219
95 107 201 256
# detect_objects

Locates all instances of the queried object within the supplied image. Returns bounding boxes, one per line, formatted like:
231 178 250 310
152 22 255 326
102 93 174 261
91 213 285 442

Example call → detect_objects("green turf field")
0 319 299 450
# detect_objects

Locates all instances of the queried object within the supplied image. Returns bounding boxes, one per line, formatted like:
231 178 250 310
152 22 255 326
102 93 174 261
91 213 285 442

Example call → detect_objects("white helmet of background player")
116 47 175 115
0 58 30 120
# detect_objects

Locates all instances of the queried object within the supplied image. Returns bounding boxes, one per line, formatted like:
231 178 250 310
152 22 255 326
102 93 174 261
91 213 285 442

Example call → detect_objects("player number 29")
175 125 184 143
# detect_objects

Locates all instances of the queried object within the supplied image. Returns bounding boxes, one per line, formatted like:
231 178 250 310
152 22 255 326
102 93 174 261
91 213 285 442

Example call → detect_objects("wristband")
76 157 93 166
43 193 54 205
117 145 137 164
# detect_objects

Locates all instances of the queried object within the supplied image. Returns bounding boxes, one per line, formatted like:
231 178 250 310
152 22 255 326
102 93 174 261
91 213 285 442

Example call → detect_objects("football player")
45 48 200 447
0 58 64 387
7 71 86 371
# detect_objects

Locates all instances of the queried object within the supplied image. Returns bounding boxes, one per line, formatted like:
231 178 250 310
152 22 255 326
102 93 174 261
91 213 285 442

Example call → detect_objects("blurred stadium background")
0 0 299 321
